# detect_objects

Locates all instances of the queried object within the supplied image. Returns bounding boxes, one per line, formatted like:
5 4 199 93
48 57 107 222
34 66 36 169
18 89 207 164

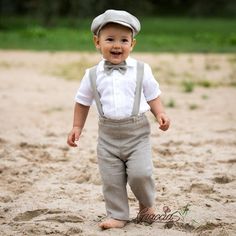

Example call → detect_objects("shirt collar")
97 56 136 72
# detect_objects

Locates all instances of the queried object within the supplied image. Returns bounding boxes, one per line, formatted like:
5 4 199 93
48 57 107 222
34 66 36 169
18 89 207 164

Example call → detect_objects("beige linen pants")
97 114 155 220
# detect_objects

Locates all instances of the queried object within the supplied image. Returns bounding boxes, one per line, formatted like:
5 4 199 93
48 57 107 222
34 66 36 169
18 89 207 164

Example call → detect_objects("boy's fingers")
74 130 81 145
159 125 167 131
158 116 170 131
75 132 80 141
157 117 163 126
67 139 73 146
163 122 170 130
73 130 81 145
69 142 77 147
67 138 74 147
67 133 77 147
67 127 82 147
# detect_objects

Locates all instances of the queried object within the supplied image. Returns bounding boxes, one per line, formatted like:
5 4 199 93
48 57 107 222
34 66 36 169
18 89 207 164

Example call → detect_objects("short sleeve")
142 63 161 101
74 69 94 106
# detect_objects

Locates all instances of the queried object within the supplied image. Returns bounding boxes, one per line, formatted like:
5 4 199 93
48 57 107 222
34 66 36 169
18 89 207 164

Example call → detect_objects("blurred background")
0 0 236 52
0 3 236 235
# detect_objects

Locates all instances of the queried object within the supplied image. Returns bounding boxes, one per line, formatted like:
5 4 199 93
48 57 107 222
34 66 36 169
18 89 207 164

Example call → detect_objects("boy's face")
93 23 136 64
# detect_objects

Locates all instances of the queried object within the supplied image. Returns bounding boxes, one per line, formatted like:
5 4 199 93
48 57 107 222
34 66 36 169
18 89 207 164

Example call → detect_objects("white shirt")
75 57 161 119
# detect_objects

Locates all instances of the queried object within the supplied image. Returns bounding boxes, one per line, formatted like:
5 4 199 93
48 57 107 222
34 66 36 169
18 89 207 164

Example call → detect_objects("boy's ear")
93 35 100 49
130 38 136 51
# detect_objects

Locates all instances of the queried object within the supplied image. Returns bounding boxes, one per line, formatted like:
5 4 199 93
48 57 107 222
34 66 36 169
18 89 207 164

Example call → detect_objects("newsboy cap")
91 9 141 36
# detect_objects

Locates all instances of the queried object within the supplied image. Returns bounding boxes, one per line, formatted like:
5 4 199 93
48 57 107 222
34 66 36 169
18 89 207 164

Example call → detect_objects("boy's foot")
99 218 127 229
139 202 156 214
137 203 156 224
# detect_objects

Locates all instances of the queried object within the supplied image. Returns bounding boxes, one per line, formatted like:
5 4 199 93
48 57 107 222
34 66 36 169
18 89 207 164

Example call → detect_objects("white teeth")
111 52 121 54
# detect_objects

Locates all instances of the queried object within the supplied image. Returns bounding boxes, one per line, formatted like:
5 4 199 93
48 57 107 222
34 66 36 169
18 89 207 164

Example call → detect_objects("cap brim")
112 21 133 30
97 20 135 35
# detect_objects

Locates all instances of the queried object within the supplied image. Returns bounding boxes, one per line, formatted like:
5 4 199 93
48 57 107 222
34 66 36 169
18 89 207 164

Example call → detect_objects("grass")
188 104 199 110
138 17 236 52
197 80 213 88
166 98 176 108
182 80 195 92
201 94 209 100
0 16 236 52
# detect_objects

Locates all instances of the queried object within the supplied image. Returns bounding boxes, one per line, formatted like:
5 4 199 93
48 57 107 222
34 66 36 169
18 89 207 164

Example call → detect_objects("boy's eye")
106 38 113 42
121 39 129 43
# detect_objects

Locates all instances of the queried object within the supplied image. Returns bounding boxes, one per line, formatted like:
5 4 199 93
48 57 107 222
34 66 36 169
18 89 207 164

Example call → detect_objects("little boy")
67 9 170 229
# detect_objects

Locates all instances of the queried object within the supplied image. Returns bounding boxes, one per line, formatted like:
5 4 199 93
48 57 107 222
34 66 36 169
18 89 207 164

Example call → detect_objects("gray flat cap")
91 9 141 36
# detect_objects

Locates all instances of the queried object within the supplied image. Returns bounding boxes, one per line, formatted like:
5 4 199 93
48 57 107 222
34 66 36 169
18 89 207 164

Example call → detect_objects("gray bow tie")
104 61 127 75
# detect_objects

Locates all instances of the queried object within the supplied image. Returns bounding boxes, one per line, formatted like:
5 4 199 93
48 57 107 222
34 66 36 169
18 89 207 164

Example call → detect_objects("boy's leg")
126 137 155 209
97 142 129 223
123 116 155 219
126 138 156 223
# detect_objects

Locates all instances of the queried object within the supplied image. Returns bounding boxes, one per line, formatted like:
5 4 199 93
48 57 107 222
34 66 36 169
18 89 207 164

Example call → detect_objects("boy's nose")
113 41 121 48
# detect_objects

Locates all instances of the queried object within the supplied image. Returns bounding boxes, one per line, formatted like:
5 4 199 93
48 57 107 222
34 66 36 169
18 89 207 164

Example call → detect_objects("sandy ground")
0 51 235 236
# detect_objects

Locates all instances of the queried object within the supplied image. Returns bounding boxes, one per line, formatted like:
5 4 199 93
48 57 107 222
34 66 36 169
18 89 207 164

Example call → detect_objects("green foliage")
182 81 195 93
0 17 236 52
166 98 176 108
197 80 212 88
201 94 209 100
1 0 236 18
188 104 199 110
136 17 236 52
21 27 47 38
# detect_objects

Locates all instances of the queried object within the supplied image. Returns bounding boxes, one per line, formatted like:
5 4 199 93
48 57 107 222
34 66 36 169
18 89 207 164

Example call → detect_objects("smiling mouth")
111 51 122 55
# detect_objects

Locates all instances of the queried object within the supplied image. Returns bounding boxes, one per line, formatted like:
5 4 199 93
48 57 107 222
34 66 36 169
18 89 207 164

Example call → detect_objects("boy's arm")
67 103 90 147
148 96 170 131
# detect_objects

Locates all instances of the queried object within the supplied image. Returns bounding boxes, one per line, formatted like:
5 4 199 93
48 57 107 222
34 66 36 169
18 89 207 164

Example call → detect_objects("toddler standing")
67 9 170 229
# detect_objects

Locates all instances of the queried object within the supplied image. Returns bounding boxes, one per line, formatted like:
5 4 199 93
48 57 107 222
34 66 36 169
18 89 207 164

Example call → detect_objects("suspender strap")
131 61 144 116
89 66 104 117
89 61 144 118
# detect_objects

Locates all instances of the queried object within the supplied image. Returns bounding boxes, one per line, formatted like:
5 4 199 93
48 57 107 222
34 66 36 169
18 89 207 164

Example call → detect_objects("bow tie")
104 61 127 75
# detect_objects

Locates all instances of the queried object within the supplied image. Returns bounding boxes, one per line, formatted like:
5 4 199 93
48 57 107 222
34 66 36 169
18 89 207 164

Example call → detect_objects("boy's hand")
67 127 82 147
156 113 170 131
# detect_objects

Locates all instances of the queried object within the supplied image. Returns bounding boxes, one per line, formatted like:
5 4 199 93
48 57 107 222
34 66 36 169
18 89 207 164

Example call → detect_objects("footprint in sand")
65 227 83 235
0 137 6 145
189 182 214 194
195 222 228 235
213 175 233 184
174 222 195 232
13 209 85 223
38 214 85 223
13 209 49 221
219 158 236 164
0 193 12 203
22 224 83 236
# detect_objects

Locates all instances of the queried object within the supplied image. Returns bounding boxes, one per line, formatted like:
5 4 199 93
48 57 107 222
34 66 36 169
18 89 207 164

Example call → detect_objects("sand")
0 50 235 236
